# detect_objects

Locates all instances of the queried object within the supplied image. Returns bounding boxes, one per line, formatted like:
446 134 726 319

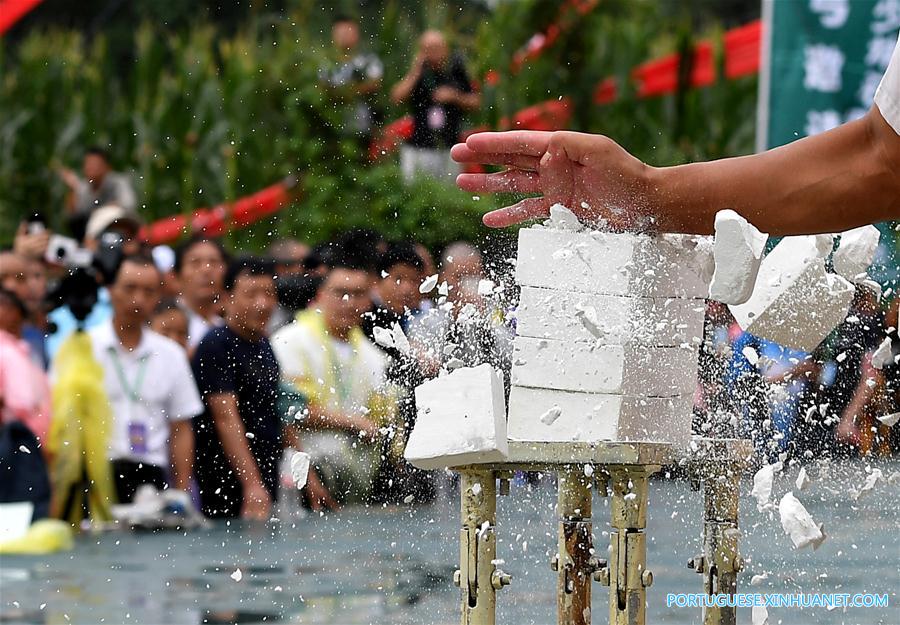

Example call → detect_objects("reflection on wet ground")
1 459 898 624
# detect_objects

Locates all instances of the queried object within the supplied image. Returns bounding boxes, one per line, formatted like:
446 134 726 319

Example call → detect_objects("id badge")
427 105 446 130
128 422 148 455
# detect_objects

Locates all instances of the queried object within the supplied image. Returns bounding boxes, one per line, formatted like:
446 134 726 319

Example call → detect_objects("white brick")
516 227 713 298
507 386 694 448
404 364 508 470
729 235 853 352
512 337 698 396
833 225 880 283
708 209 768 305
516 286 705 346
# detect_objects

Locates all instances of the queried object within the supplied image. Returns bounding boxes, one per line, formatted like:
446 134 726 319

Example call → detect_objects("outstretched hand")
452 131 655 229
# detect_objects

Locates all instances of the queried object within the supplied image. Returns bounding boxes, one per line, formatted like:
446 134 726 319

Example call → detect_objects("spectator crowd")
1 17 897 531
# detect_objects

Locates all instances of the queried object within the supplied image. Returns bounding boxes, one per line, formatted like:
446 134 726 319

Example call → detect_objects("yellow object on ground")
47 331 117 524
0 519 74 554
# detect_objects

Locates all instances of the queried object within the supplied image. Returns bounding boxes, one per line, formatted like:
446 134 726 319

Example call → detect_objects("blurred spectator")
408 242 513 377
362 242 437 503
362 241 427 337
85 254 201 503
0 288 52 444
1 251 46 367
391 30 479 182
21 257 51 369
836 297 899 456
57 147 138 240
192 258 286 519
150 299 190 350
319 14 384 148
267 237 309 277
271 249 386 504
173 236 228 350
45 206 142 359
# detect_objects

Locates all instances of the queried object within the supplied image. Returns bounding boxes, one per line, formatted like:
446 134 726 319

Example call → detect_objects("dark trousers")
111 459 167 504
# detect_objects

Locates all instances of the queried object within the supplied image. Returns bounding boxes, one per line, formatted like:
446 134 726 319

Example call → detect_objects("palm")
452 130 650 229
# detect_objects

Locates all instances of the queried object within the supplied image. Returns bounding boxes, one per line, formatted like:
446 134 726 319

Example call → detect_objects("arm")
453 107 900 234
168 419 194 491
391 56 423 104
434 87 480 111
207 392 271 519
304 402 378 439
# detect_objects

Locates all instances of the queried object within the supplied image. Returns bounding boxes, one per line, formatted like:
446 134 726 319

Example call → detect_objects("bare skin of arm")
453 106 900 235
169 419 194 491
391 56 423 104
304 402 378 440
207 392 271 520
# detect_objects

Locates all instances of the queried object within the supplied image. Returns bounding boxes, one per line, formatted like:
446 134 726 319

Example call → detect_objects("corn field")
0 0 758 250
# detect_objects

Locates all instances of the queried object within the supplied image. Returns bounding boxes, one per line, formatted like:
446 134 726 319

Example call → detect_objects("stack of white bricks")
507 210 713 449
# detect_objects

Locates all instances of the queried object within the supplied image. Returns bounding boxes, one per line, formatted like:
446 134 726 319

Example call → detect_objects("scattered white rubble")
870 337 894 369
877 412 900 427
729 235 854 352
437 281 449 296
405 364 509 470
708 209 768 305
751 605 769 625
546 203 584 231
742 346 760 366
372 323 411 355
419 274 439 293
539 405 562 426
402 494 415 504
832 225 880 284
852 468 884 501
795 467 810 491
18 445 30 454
290 451 310 490
751 462 781 512
749 572 769 586
778 491 826 550
231 569 243 582
477 279 495 296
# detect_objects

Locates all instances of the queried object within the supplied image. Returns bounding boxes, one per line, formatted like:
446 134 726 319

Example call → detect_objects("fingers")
463 131 554 157
482 197 551 228
450 144 541 170
457 170 542 194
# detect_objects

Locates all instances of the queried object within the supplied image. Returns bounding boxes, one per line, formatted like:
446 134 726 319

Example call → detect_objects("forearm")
455 91 480 111
209 399 263 486
304 402 366 433
169 421 194 491
653 108 900 235
391 73 417 104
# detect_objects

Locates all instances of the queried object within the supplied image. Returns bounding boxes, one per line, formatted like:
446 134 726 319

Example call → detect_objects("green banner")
758 0 900 286
759 0 899 150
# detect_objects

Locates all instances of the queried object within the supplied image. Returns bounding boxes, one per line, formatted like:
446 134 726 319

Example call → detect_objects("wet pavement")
1 459 897 625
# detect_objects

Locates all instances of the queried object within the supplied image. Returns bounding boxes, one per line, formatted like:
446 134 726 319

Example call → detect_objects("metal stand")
452 442 673 625
449 439 752 625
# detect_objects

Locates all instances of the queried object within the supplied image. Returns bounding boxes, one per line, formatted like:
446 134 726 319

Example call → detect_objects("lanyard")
107 346 149 403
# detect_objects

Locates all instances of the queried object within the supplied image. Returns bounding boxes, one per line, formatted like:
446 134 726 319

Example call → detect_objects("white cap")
85 205 141 241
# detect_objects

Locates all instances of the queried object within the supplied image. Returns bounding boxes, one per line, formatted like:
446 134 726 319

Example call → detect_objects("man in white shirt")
271 251 384 504
453 34 900 236
87 254 203 503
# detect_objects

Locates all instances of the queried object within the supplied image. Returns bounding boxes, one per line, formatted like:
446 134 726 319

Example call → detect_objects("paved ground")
1 458 897 625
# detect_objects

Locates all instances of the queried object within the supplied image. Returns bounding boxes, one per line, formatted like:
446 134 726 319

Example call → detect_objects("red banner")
0 0 42 35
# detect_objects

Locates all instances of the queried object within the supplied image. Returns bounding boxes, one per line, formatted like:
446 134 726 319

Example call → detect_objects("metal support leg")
597 465 656 625
555 469 593 625
454 470 509 625
689 439 750 625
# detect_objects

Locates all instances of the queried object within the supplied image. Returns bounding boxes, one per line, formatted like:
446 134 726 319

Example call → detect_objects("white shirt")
270 316 386 415
184 306 224 350
89 321 203 468
875 33 900 135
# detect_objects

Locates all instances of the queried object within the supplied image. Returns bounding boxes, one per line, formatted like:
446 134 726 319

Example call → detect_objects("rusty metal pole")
455 470 509 625
555 468 594 625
